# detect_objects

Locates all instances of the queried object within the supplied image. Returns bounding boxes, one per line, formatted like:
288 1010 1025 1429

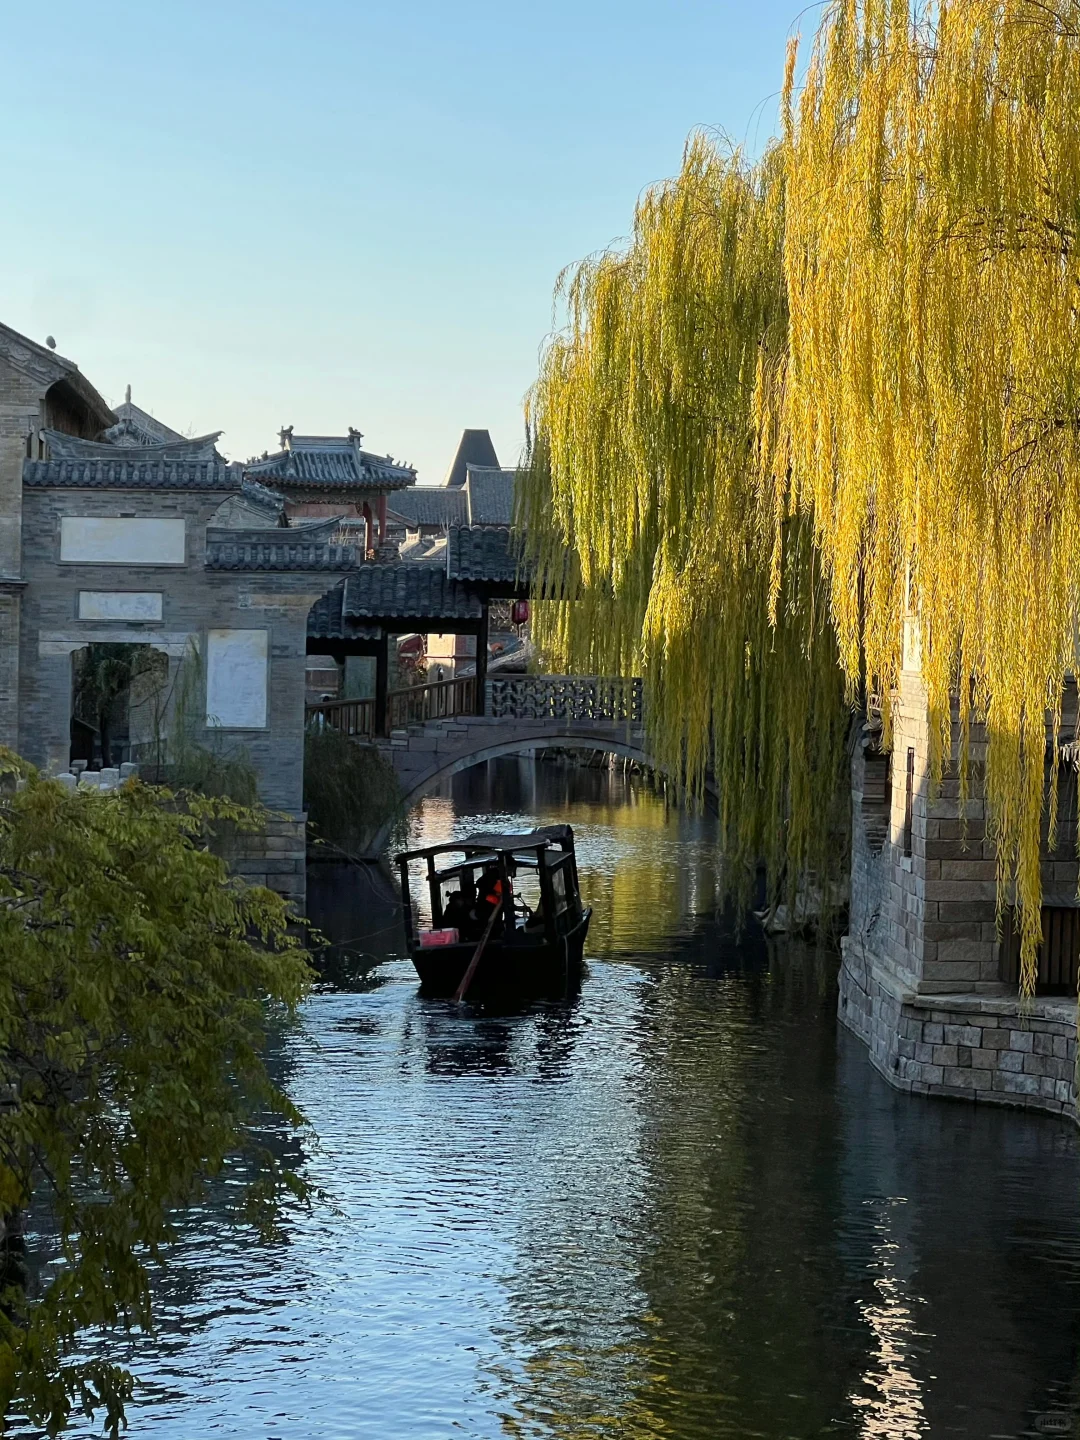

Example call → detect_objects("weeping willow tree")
521 139 852 915
779 0 1080 982
522 0 1080 968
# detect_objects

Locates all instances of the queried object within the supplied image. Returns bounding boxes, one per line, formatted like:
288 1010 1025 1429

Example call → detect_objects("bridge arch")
368 727 717 856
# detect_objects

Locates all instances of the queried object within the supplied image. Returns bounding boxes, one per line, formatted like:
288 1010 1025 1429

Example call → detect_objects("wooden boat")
395 824 592 998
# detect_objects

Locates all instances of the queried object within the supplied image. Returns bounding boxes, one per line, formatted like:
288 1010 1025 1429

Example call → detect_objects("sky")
1 0 812 483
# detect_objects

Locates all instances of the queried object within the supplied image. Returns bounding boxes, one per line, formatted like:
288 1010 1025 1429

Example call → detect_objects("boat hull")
410 908 592 999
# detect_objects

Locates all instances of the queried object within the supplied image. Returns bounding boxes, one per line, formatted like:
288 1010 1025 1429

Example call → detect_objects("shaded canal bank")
30 758 1080 1437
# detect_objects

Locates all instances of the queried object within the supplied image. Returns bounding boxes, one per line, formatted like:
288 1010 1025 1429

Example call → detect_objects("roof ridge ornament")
348 426 364 446
279 425 294 451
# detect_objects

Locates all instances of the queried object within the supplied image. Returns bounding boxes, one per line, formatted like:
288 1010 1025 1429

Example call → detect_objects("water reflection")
21 757 1080 1439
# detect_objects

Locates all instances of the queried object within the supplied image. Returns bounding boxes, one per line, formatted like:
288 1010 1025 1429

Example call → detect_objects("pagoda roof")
246 430 416 492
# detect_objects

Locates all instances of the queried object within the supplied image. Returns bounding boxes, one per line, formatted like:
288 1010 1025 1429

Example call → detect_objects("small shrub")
304 728 401 856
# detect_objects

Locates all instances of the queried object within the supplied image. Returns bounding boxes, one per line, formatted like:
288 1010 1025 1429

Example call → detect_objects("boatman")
476 862 504 922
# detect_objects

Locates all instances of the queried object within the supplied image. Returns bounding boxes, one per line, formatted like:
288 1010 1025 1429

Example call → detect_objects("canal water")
32 758 1080 1437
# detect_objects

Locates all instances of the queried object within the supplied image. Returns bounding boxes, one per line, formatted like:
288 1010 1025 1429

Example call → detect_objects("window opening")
903 748 915 858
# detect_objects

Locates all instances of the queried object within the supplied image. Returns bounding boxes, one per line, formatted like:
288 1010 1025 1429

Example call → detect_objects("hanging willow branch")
520 0 1080 983
520 138 852 917
780 0 1080 986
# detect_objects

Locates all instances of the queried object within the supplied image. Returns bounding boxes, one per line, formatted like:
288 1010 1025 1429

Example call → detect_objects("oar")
453 900 502 1004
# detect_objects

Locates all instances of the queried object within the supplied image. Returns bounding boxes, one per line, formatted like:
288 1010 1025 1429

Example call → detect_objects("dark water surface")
38 759 1080 1436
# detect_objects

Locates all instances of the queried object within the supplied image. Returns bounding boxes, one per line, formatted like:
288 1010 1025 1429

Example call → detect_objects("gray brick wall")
844 644 1079 1118
840 935 1077 1116
18 487 332 813
16 486 343 906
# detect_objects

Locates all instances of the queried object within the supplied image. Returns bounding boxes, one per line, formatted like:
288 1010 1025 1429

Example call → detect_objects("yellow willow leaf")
780 0 1080 987
519 137 852 917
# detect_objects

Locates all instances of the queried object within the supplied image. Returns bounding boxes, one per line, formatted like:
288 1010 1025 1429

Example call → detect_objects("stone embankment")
840 936 1077 1118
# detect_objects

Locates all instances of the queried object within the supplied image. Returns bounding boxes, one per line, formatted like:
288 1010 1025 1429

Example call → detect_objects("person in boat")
442 888 471 935
474 862 505 925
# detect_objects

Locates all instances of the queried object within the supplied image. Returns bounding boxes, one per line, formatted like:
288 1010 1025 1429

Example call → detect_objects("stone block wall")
18 487 331 813
218 812 308 908
841 634 1079 1119
840 935 1077 1117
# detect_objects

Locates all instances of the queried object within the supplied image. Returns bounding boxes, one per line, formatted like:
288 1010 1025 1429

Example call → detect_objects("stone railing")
488 675 644 724
45 762 140 793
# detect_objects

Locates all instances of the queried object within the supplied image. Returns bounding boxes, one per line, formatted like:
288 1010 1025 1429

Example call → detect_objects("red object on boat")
418 928 459 948
512 601 530 625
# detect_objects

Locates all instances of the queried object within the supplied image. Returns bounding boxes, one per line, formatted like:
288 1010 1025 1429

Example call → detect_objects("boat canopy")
396 825 575 866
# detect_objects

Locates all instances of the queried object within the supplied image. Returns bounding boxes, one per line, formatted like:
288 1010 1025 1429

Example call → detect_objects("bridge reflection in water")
29 756 1080 1440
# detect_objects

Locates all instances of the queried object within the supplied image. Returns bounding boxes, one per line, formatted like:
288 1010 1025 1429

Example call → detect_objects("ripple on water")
17 760 1080 1440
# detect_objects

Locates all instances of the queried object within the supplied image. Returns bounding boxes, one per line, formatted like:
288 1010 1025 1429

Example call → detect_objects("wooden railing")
387 675 477 730
488 675 644 723
306 674 643 739
306 676 478 739
1000 906 1080 995
306 695 376 739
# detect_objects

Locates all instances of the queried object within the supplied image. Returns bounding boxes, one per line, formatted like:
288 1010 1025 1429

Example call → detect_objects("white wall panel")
60 517 186 565
206 628 268 729
78 591 164 621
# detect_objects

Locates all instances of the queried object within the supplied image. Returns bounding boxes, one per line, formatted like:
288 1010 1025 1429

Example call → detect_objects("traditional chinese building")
246 427 415 556
0 321 525 909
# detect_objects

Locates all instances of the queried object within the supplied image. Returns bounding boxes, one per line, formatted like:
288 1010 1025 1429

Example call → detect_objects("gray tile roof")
464 465 516 525
205 521 359 571
446 525 523 584
345 564 482 621
25 430 234 490
0 321 115 433
103 398 185 447
246 432 416 492
388 486 468 528
308 584 383 643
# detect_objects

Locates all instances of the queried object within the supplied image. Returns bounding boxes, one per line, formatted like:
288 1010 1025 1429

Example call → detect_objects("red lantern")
512 600 530 625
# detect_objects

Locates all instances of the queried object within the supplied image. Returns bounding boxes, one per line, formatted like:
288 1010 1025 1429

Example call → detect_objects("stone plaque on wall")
60 517 186 565
206 628 268 729
78 591 164 622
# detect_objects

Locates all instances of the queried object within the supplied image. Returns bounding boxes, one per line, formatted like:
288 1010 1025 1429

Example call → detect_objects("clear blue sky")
2 0 810 482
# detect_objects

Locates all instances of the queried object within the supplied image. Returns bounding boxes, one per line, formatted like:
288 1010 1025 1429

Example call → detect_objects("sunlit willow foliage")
522 0 1080 976
0 753 312 1435
520 138 852 916
778 0 1080 984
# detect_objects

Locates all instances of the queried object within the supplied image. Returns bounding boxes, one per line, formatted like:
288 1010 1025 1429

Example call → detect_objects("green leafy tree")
0 752 313 1434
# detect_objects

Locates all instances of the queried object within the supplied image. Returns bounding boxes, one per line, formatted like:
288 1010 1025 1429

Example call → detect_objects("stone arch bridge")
308 674 718 855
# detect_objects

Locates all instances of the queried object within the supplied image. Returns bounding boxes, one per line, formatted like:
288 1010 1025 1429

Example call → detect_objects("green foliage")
0 750 313 1435
521 0 1080 978
304 727 402 857
520 137 852 918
